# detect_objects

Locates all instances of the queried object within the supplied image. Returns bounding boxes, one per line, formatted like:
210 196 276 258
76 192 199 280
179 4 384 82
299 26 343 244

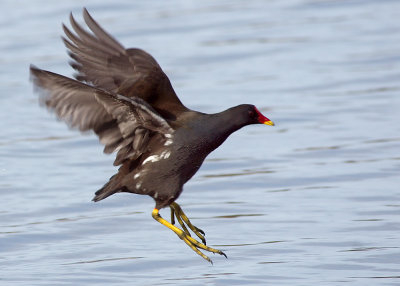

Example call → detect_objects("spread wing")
30 65 174 166
62 8 187 119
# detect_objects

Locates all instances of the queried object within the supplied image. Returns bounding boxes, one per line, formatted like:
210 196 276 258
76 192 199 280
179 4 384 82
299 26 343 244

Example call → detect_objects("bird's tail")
92 173 122 202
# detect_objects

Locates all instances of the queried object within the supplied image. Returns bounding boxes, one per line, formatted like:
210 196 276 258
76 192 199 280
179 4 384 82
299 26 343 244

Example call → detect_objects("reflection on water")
213 213 264 219
63 256 143 265
1 0 400 285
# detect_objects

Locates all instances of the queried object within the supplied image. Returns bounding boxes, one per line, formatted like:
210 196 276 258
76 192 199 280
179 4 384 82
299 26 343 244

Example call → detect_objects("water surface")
1 0 400 285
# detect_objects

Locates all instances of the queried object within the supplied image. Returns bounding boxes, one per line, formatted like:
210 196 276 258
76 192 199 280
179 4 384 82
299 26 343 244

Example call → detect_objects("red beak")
255 107 274 126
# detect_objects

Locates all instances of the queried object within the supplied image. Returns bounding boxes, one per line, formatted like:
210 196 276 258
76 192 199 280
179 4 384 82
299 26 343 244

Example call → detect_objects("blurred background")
1 0 400 285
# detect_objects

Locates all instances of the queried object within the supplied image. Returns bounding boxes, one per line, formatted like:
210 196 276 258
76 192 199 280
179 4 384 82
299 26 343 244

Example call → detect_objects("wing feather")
30 65 173 166
62 8 187 118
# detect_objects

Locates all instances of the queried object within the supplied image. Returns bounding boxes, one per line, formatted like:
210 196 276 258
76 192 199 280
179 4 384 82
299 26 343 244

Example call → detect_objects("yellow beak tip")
264 120 275 126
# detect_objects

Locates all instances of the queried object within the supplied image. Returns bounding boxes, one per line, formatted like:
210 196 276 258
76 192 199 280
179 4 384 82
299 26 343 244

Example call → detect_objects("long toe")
153 207 226 263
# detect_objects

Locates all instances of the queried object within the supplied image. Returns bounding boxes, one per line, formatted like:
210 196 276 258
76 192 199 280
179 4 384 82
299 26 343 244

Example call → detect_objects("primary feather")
30 66 173 166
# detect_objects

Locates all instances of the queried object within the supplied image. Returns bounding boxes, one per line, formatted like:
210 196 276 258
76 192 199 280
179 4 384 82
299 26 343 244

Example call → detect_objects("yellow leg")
170 202 206 244
152 208 227 263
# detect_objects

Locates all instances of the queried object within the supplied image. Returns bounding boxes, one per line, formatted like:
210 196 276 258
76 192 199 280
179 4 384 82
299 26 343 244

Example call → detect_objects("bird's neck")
206 108 249 151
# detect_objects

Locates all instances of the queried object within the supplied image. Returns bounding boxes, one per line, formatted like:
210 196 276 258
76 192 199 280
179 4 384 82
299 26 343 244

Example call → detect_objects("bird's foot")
153 207 226 263
170 202 206 244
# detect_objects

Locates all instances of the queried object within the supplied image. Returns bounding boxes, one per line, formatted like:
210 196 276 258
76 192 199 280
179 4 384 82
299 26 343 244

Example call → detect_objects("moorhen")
30 8 274 263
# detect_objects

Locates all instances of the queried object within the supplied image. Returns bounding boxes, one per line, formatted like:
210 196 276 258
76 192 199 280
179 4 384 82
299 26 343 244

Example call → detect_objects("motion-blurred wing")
63 8 187 118
30 65 174 166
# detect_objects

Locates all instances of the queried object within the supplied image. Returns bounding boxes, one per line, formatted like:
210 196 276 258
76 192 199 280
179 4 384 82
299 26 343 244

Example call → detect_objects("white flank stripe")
142 155 160 165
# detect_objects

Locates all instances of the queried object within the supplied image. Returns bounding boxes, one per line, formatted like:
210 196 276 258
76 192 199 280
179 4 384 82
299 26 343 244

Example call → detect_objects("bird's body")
94 106 259 209
30 8 274 263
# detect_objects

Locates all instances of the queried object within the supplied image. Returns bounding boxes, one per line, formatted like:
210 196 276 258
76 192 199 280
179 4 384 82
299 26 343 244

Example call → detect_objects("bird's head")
247 105 274 126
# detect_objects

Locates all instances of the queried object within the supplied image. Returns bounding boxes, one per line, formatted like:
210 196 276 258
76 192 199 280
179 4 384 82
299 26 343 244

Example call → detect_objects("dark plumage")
30 8 274 263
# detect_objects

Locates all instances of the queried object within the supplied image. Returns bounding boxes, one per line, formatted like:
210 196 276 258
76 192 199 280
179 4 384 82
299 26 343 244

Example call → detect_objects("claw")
153 206 226 263
170 202 207 245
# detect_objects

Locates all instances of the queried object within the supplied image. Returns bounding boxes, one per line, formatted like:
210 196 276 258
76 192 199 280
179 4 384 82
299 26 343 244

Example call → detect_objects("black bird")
30 8 274 263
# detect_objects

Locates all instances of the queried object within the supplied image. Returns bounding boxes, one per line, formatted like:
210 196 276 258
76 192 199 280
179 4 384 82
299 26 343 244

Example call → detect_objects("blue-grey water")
1 0 400 285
